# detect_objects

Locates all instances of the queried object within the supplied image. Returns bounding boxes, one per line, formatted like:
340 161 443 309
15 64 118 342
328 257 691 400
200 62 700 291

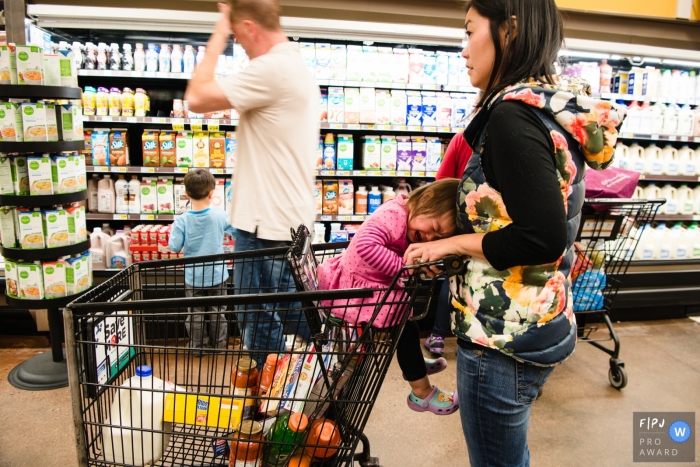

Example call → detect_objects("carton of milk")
344 88 360 124
140 178 158 214
435 51 450 86
43 54 62 87
0 45 18 85
375 90 391 125
225 131 237 168
346 45 363 82
17 209 45 249
359 87 376 124
176 131 193 167
17 262 45 300
314 179 323 215
0 155 13 195
211 179 226 211
377 47 393 82
327 87 345 123
421 92 438 127
51 155 76 194
338 179 354 215
66 255 89 294
59 102 83 141
436 93 453 127
391 90 407 126
21 102 48 142
396 137 413 171
28 155 53 195
380 135 397 171
44 207 71 248
392 48 409 83
448 53 463 86
330 45 347 81
337 134 354 171
43 261 68 298
408 49 424 84
411 136 427 172
300 43 316 76
0 101 24 141
451 93 469 128
0 206 17 248
362 136 381 170
360 46 378 82
174 178 188 214
157 178 175 214
426 137 444 172
423 52 437 85
459 63 471 86
406 91 423 126
315 43 331 80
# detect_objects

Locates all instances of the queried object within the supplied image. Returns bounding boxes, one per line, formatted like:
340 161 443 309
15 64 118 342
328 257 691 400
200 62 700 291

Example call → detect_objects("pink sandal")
407 386 459 415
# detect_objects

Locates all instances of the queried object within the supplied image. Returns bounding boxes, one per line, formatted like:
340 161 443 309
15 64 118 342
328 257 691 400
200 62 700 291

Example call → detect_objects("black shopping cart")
571 198 664 390
64 232 463 467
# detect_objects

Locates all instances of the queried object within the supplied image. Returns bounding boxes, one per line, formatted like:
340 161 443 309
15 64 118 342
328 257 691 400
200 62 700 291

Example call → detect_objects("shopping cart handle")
416 255 467 281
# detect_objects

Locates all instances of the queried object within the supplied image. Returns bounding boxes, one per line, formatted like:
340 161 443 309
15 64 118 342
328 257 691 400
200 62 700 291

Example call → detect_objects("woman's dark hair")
464 0 563 108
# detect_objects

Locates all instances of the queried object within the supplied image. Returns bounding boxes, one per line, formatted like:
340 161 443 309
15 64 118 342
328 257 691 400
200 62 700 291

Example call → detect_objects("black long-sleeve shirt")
478 101 568 271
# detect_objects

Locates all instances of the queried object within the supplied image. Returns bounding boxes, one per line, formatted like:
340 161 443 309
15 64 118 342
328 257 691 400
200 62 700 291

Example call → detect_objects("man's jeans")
457 343 555 467
232 228 310 365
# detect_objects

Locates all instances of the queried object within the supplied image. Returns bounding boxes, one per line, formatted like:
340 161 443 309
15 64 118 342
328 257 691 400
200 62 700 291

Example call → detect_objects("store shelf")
83 116 239 126
0 190 88 207
0 240 91 262
0 140 85 153
638 174 700 182
630 259 700 267
320 123 461 133
654 214 700 221
86 165 233 175
598 92 699 106
86 213 175 221
0 85 82 100
617 133 700 143
78 70 192 79
315 170 436 177
5 292 89 309
316 215 367 222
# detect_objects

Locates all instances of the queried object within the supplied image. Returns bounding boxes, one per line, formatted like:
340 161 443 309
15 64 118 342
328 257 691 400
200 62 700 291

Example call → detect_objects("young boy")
168 169 235 350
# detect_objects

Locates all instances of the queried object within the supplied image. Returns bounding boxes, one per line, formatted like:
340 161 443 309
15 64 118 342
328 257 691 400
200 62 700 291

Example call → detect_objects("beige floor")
1 318 699 467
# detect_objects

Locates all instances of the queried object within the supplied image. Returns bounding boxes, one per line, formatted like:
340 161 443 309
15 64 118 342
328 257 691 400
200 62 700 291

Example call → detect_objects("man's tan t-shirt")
217 42 320 241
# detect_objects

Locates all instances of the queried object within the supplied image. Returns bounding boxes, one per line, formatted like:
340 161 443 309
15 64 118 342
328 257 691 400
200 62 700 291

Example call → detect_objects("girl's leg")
456 343 554 467
425 280 452 355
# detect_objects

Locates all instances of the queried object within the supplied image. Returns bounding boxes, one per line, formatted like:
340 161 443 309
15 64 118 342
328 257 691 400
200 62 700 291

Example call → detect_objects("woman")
404 0 625 465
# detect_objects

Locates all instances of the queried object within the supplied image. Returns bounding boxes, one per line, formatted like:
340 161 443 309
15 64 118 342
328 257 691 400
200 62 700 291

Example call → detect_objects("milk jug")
677 105 694 136
660 184 678 215
98 175 116 214
694 186 700 214
650 102 665 135
635 223 654 260
614 143 629 169
661 145 679 176
662 104 678 135
643 144 663 175
638 101 653 135
669 223 687 259
656 223 672 260
643 183 662 201
103 366 172 466
696 147 700 176
625 101 641 134
88 174 100 212
688 223 700 258
115 175 129 214
396 179 412 198
693 107 700 137
90 227 110 270
678 146 696 176
633 186 644 199
678 185 695 215
628 144 645 173
107 230 132 269
313 223 326 244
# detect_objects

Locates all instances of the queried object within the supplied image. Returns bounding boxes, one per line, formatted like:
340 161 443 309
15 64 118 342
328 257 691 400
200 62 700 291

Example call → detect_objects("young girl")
318 178 460 415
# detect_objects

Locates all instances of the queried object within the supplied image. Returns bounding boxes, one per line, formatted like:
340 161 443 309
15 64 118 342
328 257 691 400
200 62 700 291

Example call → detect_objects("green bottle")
263 411 309 466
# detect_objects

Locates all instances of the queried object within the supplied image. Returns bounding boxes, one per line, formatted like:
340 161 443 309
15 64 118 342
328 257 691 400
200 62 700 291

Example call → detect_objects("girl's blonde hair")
406 178 460 226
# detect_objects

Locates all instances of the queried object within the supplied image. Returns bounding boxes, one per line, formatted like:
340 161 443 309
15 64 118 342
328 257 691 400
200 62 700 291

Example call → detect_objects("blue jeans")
431 279 452 337
232 228 310 365
456 343 554 467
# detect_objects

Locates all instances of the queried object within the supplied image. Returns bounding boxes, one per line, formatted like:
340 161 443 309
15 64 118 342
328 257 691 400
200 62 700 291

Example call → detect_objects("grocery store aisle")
1 319 699 467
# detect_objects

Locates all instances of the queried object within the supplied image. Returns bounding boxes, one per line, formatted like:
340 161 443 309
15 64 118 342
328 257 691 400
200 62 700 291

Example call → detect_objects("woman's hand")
404 234 486 277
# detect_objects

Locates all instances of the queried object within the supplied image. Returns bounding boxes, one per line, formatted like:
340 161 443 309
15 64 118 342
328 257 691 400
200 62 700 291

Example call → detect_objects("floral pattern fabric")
451 78 626 367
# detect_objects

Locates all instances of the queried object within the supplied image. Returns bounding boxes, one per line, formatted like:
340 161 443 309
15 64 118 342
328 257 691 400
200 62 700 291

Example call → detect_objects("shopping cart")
571 198 664 390
64 233 464 467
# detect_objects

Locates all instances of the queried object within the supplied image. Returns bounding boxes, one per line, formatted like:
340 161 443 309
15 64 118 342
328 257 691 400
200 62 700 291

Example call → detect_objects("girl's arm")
355 221 406 277
404 233 486 276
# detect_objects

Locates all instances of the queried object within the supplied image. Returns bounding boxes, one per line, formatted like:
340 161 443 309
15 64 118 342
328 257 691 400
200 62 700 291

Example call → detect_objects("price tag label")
408 126 421 131
208 120 220 132
681 136 689 142
368 171 380 176
175 167 188 173
225 168 234 175
110 166 127 173
378 125 391 130
94 166 109 173
668 135 677 141
441 127 452 133
314 170 320 176
348 124 361 130
320 215 332 221
351 216 364 221
651 134 660 140
126 117 137 123
190 119 203 131
103 70 112 76
144 72 156 78
353 171 366 176
336 171 350 176
330 124 343 129
415 172 426 177
172 118 185 131
140 214 155 220
339 216 352 221
399 171 412 177
156 72 168 78
113 214 128 220
426 171 437 177
141 167 156 173
398 126 408 131
209 168 224 174
364 124 375 130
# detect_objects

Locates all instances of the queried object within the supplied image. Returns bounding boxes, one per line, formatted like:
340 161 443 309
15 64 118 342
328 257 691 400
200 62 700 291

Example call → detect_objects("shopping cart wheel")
608 360 628 390
358 457 382 467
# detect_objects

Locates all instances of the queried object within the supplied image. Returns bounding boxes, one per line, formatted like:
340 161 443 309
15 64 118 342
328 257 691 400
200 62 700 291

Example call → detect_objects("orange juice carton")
406 91 423 126
0 155 13 195
192 131 209 167
344 88 360 124
142 129 160 167
140 178 158 214
426 137 443 172
0 45 18 84
338 179 354 215
157 178 174 214
110 129 129 166
362 46 378 82
51 155 76 194
322 180 339 215
0 101 24 141
43 207 70 248
17 209 45 249
15 45 44 85
396 137 413 171
21 102 48 142
43 261 68 298
159 130 176 167
411 136 427 172
27 155 53 195
59 102 83 142
12 156 29 195
436 92 452 127
17 262 45 300
359 87 376 124
375 90 391 125
421 91 437 127
330 44 346 80
225 131 237 168
327 87 344 123
392 48 409 83
0 206 17 248
91 129 110 166
174 177 188 214
5 260 19 297
390 90 407 126
314 180 323 215
209 131 226 168
380 135 397 171
362 136 381 170
211 179 225 211
346 45 363 82
176 131 193 167
66 204 87 243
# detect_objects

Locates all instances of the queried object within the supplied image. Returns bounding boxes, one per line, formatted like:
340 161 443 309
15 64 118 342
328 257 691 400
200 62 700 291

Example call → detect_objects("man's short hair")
228 0 281 31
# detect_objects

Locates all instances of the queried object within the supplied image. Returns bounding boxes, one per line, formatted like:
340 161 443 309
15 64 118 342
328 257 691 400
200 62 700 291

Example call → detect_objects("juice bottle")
183 45 196 73
230 420 263 467
145 43 158 72
159 44 171 73
134 43 146 72
368 186 382 214
122 44 134 71
95 87 109 117
96 43 108 70
264 412 309 466
196 46 206 65
82 86 96 116
257 354 278 399
87 173 100 212
323 133 336 170
135 88 147 117
122 87 135 117
108 87 122 117
171 45 183 73
304 418 341 460
355 186 368 215
109 43 121 70
231 356 259 421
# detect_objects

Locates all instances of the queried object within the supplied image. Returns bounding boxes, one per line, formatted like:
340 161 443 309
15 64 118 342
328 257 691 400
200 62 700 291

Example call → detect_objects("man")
185 0 319 360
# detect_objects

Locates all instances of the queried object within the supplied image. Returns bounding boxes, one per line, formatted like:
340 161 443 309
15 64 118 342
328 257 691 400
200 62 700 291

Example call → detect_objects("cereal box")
176 132 193 167
421 92 437 127
142 130 160 167
43 54 62 86
75 153 87 190
406 91 423 126
211 179 225 211
392 48 409 83
192 132 209 168
59 102 83 141
380 135 397 171
0 206 17 248
330 44 347 81
411 136 427 172
359 87 376 124
11 156 29 195
0 101 23 141
28 155 54 195
43 261 68 298
91 129 110 166
337 134 354 171
209 131 226 168
17 209 45 249
338 179 354 215
375 90 391 125
362 136 381 170
0 155 13 195
322 180 339 215
327 87 344 124
396 137 413 171
390 90 407 126
44 208 71 248
157 178 174 214
140 178 158 214
51 155 76 194
159 130 176 167
225 131 237 168
17 263 45 300
21 102 48 142
174 178 188 214
5 260 19 297
0 45 18 85
66 203 87 243
314 180 323 215
15 45 44 85
344 88 360 124
110 128 129 166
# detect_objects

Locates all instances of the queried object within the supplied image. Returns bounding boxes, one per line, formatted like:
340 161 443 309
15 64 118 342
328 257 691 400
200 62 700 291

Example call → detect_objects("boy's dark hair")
465 0 563 108
406 178 460 229
184 169 216 200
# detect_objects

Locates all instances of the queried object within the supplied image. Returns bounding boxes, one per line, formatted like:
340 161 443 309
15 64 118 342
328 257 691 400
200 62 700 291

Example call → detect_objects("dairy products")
406 91 422 126
176 132 193 167
336 134 354 171
110 129 129 166
314 180 323 215
157 178 174 214
322 180 338 215
362 136 381 170
344 88 360 124
327 87 344 123
380 135 397 171
92 129 110 166
315 43 331 80
59 102 83 141
375 90 391 125
338 180 354 215
192 132 209 167
142 130 160 167
346 45 363 82
330 45 347 81
141 178 158 214
421 92 437 127
225 131 237 168
396 137 412 171
66 204 87 243
390 90 407 126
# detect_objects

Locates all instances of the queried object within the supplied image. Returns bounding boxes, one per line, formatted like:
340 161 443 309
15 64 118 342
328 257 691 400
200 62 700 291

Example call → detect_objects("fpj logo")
634 412 695 462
